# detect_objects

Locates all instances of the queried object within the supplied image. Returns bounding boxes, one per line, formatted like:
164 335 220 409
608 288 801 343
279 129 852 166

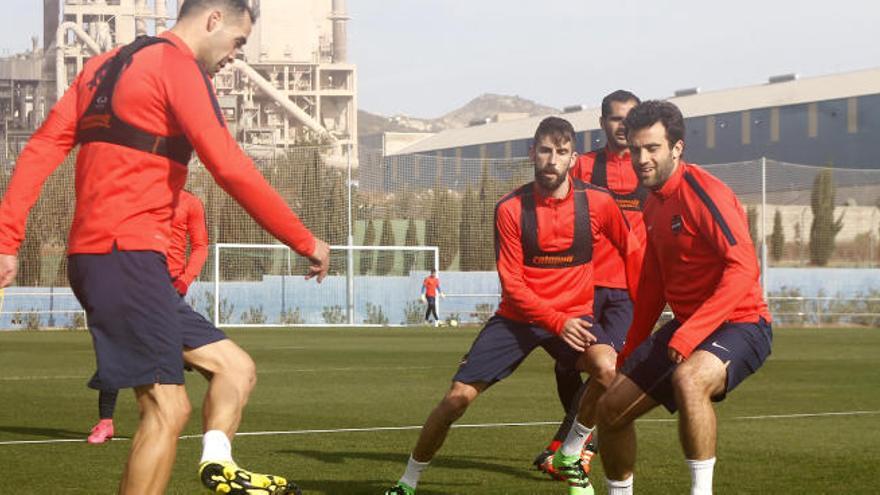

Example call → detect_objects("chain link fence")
3 146 880 327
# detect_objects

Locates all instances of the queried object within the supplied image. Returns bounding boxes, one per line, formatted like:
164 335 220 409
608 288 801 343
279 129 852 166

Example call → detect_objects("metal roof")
394 67 880 155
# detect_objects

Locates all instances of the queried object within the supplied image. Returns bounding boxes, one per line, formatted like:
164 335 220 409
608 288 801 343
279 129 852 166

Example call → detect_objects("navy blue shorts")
620 317 772 413
69 247 227 390
452 315 595 386
593 287 633 352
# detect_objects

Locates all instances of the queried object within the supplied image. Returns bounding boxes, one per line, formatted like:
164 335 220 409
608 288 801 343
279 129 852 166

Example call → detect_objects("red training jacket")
422 276 441 297
620 162 771 361
0 31 315 258
166 190 208 287
494 177 642 334
571 148 647 289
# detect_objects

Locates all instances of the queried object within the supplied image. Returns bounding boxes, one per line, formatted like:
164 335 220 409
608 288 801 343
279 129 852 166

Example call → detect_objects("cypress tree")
770 209 785 262
477 163 496 270
746 206 759 247
434 188 460 270
376 216 396 275
360 218 376 274
458 187 479 271
809 169 844 266
403 218 418 273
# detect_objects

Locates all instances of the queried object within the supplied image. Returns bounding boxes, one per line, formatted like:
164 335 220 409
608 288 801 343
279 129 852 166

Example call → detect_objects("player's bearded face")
531 136 574 193
629 122 683 189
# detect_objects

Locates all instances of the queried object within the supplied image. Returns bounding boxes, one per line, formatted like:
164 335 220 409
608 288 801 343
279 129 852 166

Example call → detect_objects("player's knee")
592 361 618 388
149 391 192 433
219 349 257 393
238 354 257 391
441 394 470 419
671 364 708 399
440 386 477 420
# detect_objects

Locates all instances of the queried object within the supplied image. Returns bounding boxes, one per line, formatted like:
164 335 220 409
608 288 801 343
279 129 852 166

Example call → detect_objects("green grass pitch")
0 326 878 494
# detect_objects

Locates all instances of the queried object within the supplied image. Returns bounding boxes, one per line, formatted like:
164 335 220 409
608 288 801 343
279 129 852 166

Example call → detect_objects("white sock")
560 421 594 457
200 430 233 464
687 457 716 495
606 475 634 495
399 455 430 489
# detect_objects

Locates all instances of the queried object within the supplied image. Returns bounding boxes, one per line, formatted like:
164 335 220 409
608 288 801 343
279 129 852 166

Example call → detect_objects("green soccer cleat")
551 452 595 495
199 461 302 495
533 448 567 480
383 482 416 495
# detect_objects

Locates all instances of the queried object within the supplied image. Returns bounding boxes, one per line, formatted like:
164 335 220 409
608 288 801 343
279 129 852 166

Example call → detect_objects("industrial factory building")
370 68 880 193
0 0 357 166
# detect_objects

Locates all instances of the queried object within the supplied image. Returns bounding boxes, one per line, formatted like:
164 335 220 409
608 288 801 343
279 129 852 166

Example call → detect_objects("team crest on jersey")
671 215 683 234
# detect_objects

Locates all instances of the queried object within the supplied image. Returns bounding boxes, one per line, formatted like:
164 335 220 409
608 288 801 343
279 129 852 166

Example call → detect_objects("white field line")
1 410 877 447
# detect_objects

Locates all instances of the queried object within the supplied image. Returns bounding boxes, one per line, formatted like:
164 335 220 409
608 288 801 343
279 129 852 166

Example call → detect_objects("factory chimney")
330 0 349 63
156 0 168 33
42 0 60 104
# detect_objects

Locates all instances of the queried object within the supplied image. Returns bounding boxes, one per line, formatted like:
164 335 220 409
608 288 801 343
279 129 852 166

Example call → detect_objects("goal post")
212 243 439 327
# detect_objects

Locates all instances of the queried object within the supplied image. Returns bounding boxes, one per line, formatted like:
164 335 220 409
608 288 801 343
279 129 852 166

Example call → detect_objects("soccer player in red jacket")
534 90 645 479
0 2 328 494
420 268 444 324
595 101 772 495
383 117 642 495
87 190 209 444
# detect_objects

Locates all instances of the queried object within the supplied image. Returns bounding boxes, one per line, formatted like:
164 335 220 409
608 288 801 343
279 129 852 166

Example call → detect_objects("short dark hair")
624 100 685 148
534 116 576 146
179 0 258 23
601 90 640 117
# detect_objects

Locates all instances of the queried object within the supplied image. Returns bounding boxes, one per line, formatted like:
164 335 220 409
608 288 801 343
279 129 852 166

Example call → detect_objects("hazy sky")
3 1 877 118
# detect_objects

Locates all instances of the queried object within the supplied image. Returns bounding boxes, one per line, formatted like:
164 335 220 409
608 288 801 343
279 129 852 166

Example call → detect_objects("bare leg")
671 351 727 460
575 344 618 427
184 339 257 438
596 374 660 481
411 381 486 462
118 384 191 495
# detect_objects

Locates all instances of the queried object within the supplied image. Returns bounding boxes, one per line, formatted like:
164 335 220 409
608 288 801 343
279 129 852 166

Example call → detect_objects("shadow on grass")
0 425 90 440
277 448 545 494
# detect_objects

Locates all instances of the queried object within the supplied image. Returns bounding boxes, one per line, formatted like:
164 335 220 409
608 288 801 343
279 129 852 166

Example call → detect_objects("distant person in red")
383 116 641 495
87 190 208 444
534 90 646 480
0 1 329 494
420 269 444 325
594 101 772 495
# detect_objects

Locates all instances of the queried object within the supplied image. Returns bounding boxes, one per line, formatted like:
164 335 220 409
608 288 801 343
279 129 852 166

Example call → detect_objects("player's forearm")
501 284 567 333
670 268 754 357
180 247 209 284
0 142 74 253
0 88 77 254
619 291 665 361
621 235 645 302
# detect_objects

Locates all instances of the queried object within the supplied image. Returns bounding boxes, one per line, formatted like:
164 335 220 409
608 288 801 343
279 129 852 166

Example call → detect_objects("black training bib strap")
589 149 648 212
520 179 593 269
76 36 194 165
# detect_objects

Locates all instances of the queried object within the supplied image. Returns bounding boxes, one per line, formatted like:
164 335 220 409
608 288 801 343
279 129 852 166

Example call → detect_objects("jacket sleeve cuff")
548 314 567 335
668 334 697 360
0 241 20 255
292 233 316 258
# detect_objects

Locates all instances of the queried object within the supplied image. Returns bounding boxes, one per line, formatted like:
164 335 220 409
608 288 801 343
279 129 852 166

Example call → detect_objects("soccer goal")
210 243 440 327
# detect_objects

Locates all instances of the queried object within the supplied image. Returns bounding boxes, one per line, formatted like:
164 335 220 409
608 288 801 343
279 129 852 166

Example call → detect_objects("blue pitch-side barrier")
3 268 880 329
